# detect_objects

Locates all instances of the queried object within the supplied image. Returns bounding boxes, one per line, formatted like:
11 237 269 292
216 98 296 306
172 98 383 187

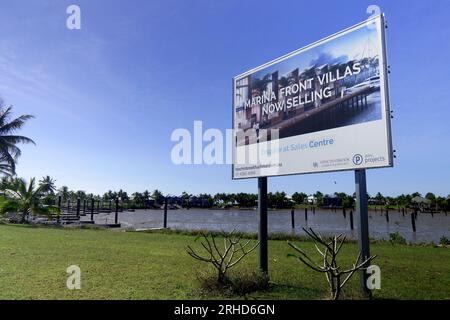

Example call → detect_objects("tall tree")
39 175 57 195
292 192 307 205
58 186 70 202
131 192 144 207
314 191 324 206
152 189 164 203
0 100 35 174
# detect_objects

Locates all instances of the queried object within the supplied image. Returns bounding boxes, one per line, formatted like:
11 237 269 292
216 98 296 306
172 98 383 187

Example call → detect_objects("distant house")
411 196 431 211
307 195 316 204
146 196 156 207
411 196 430 204
286 196 295 207
323 194 342 207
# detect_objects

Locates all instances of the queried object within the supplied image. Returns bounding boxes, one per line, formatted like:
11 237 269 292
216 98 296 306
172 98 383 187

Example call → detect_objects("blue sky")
0 0 449 197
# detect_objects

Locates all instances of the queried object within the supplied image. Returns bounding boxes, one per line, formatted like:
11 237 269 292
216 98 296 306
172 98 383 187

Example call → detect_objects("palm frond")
0 115 35 135
0 199 20 215
0 135 36 146
32 205 60 219
0 146 16 173
0 106 13 126
0 104 35 172
3 188 22 199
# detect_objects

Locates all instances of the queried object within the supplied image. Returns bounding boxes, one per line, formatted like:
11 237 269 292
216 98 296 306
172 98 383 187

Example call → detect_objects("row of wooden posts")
287 206 440 233
56 196 445 231
57 196 122 225
56 196 170 227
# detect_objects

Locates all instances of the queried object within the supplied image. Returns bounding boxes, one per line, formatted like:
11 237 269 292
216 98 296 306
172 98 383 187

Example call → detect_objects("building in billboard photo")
234 23 383 146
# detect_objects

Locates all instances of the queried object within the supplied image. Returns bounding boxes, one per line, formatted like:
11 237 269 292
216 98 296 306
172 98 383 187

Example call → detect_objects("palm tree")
76 190 87 201
152 189 163 204
181 191 191 208
0 178 60 223
39 175 57 195
252 74 272 95
0 156 14 176
59 186 70 202
131 192 143 207
0 101 35 175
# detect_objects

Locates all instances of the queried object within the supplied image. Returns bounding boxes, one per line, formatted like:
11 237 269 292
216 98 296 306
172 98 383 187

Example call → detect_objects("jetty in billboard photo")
234 20 384 146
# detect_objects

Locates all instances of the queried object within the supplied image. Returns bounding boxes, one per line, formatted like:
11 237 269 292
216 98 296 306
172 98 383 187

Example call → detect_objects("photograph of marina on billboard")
233 15 393 179
235 21 383 146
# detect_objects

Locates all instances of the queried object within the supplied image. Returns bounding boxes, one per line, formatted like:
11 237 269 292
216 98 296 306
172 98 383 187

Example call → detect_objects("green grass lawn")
0 224 449 300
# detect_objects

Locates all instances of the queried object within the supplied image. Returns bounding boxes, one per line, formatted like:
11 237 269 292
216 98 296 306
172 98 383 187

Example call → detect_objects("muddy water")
83 208 450 244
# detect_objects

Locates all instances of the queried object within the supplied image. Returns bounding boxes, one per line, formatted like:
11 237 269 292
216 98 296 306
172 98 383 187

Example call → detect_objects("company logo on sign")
353 154 363 165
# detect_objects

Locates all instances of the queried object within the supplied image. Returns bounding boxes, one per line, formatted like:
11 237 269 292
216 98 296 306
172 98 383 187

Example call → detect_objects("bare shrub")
288 227 376 300
187 230 259 284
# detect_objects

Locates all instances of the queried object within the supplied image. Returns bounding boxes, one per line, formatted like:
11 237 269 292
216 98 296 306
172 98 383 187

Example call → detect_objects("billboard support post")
258 177 268 274
355 169 371 297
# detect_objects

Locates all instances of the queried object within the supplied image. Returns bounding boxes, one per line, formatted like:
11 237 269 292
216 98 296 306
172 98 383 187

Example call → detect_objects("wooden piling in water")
411 212 416 232
57 196 62 224
76 198 81 218
291 209 295 229
304 208 308 221
350 210 354 230
343 207 346 218
385 208 389 223
115 198 119 224
90 198 94 221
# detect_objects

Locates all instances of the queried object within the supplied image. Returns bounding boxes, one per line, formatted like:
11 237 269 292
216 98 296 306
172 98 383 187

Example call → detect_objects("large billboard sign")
232 14 393 179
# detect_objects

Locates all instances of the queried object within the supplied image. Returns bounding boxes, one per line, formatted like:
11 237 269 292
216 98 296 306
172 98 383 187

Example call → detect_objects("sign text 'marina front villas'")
243 63 363 116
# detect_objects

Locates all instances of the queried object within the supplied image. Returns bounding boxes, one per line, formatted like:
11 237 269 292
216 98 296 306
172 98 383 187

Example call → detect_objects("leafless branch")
288 227 377 300
186 230 259 283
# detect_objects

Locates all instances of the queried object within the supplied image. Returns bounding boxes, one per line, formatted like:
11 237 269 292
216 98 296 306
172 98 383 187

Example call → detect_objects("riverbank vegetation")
0 224 448 300
11 185 448 212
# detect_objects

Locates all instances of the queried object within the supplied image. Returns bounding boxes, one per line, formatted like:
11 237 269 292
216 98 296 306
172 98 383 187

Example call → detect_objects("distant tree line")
6 177 446 211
